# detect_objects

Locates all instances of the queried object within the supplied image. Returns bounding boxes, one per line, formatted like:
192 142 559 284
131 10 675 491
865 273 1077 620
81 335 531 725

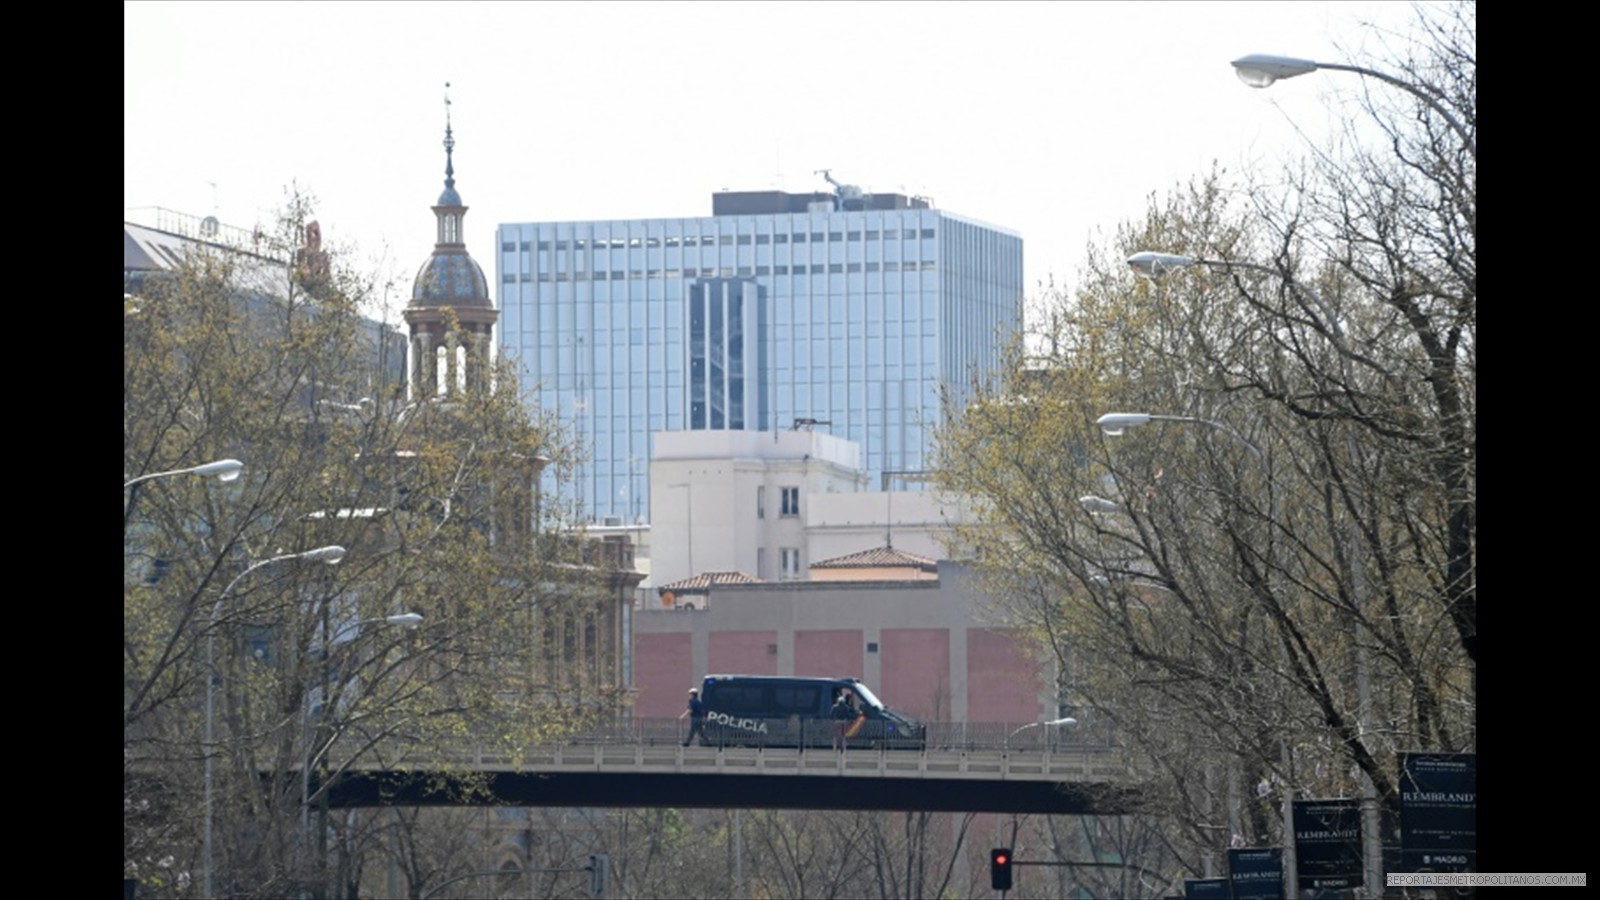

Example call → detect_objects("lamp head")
1231 54 1319 88
386 612 424 628
1096 413 1153 436
193 459 244 483
1127 251 1196 279
1080 495 1121 514
300 545 347 564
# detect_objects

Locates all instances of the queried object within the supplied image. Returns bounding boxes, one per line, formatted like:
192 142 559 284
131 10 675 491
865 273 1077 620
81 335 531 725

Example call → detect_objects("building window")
780 486 799 517
780 547 800 579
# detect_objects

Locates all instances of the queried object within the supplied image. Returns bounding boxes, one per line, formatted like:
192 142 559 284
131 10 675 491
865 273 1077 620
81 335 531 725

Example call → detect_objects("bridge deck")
325 742 1138 814
396 744 1129 783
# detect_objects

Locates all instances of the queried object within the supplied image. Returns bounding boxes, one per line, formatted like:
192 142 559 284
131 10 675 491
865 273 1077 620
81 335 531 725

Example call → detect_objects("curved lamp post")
204 545 347 899
1079 495 1121 515
1125 246 1390 894
124 459 245 529
1006 717 1078 751
1230 54 1475 158
124 458 243 490
1096 413 1265 470
1098 411 1302 892
302 610 424 889
1125 252 1344 340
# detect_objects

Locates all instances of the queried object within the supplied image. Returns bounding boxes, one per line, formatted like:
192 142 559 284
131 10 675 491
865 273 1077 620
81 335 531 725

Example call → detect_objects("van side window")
708 684 766 713
775 686 820 711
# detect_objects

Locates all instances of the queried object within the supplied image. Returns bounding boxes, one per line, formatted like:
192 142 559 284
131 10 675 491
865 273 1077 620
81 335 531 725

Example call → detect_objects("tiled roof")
810 546 938 570
658 571 762 593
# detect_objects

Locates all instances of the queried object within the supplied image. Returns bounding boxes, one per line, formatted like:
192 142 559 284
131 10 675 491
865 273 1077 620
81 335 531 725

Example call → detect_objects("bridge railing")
553 718 1116 754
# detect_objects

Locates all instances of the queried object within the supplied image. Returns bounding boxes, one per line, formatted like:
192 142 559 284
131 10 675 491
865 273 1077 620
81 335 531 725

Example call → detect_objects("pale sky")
125 1 1419 320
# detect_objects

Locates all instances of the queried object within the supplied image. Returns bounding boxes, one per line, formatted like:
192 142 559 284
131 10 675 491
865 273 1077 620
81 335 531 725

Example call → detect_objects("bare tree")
936 3 1474 886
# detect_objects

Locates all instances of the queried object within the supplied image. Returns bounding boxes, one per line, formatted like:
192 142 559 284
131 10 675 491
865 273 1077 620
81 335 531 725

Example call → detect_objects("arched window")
436 344 449 396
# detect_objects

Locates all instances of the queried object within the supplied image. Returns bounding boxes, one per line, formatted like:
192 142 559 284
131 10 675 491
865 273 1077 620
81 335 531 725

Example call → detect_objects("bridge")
320 720 1143 816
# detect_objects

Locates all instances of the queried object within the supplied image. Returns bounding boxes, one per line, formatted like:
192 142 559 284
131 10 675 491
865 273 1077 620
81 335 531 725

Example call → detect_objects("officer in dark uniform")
680 688 706 746
831 689 857 751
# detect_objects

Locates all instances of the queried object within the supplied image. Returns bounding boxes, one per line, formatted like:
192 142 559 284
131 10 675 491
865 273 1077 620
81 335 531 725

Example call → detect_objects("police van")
694 675 926 750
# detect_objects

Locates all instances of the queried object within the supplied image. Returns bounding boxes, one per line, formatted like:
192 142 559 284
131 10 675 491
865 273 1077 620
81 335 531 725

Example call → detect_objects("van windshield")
851 683 885 710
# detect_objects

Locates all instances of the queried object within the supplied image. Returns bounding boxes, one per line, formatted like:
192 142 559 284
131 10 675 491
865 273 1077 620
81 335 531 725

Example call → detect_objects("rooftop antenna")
814 169 868 211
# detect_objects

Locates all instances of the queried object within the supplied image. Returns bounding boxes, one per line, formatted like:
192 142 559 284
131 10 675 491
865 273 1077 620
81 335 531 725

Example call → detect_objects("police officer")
831 689 857 751
680 687 706 747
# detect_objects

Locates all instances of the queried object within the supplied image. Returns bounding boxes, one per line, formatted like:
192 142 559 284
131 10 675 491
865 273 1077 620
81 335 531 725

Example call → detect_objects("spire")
436 81 462 209
442 81 456 196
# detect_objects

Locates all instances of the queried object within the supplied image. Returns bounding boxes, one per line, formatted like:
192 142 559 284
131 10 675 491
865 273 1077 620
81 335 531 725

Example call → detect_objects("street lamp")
1099 410 1298 890
203 545 346 899
1079 495 1121 514
302 610 423 892
124 458 243 489
1126 248 1390 896
1230 54 1475 158
1125 252 1343 340
1005 717 1078 751
1097 412 1265 469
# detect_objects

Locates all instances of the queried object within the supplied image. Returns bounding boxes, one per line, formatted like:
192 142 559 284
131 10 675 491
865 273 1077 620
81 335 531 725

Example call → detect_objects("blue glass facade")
497 202 1022 524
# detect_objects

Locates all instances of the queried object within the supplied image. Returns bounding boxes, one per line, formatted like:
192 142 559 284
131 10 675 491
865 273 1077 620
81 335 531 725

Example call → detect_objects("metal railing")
554 718 1116 754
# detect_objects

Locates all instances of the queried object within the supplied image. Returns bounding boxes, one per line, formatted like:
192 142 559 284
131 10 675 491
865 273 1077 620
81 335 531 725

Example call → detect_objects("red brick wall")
633 632 693 718
878 628 951 721
708 630 779 677
966 628 1043 723
794 629 864 680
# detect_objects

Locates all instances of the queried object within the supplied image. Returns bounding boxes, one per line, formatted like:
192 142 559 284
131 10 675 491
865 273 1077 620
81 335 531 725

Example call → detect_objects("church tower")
405 86 495 400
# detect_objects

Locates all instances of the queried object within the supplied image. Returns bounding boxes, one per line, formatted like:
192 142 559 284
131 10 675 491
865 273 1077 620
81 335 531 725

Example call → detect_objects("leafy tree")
124 194 617 897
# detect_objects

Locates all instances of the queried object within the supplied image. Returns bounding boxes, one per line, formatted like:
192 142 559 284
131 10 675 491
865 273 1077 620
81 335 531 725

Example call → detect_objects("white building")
644 428 969 596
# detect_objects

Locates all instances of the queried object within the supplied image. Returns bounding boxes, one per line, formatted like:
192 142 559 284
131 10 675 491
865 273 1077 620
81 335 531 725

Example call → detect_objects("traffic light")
990 847 1013 891
588 853 609 898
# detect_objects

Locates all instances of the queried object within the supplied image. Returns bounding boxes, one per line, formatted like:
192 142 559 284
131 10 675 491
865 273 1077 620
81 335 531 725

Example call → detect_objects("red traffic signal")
990 848 1014 890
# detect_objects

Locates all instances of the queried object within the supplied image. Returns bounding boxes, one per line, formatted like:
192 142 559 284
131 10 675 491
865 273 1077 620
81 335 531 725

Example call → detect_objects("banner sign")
1227 848 1284 900
1183 878 1229 900
1294 798 1363 891
1400 752 1476 872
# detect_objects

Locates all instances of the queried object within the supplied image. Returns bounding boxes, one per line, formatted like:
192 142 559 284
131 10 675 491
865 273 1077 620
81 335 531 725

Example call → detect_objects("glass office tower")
497 190 1022 524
